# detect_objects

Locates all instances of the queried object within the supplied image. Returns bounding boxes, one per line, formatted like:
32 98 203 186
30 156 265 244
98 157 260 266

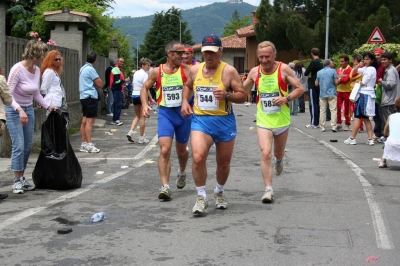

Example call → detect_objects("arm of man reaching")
274 63 304 106
181 64 199 117
217 64 246 104
141 67 159 118
243 67 257 93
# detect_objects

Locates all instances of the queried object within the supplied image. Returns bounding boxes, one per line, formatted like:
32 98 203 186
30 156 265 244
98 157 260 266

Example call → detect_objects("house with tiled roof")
193 34 246 74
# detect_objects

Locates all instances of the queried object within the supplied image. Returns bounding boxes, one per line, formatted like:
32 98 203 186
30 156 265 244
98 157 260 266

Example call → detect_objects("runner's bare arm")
243 67 257 93
218 64 246 103
141 67 158 118
181 65 198 117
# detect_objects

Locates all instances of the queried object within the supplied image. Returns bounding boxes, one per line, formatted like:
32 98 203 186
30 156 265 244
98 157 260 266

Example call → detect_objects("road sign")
367 27 386 43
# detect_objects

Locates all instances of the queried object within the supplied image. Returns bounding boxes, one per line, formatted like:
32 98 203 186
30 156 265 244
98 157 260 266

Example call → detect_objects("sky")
110 0 261 18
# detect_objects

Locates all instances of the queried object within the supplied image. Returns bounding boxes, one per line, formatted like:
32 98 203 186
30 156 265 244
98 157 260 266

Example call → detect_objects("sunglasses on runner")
170 51 184 56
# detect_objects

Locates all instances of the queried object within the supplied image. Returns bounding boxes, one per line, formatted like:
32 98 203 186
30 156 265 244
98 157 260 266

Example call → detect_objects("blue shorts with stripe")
191 113 237 143
158 106 192 144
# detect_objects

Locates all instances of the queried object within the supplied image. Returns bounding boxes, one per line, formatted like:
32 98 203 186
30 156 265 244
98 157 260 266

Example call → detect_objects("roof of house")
236 25 256 38
193 34 246 51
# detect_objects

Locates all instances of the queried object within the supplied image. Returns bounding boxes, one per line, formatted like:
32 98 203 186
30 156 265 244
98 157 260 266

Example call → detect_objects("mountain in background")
113 1 257 49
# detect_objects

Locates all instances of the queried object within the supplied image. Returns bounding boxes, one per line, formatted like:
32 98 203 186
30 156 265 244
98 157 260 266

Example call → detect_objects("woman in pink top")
6 40 56 194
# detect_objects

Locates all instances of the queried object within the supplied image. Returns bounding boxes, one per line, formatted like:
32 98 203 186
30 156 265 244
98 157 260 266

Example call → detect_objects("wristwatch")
286 95 292 102
226 91 230 101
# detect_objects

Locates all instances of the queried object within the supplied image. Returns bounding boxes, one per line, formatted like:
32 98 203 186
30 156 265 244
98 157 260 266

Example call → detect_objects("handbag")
349 81 361 102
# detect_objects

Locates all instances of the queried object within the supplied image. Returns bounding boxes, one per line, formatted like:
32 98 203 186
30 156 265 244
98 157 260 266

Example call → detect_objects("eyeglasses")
54 58 61 61
170 51 184 56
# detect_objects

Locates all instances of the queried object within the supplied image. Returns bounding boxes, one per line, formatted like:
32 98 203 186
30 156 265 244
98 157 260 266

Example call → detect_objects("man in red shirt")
336 55 352 131
373 48 385 140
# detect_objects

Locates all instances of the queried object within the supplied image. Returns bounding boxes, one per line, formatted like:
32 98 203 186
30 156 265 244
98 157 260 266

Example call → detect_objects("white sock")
87 142 92 146
196 186 207 198
178 170 185 176
266 186 273 192
214 183 224 193
163 184 170 189
275 158 282 163
82 142 87 146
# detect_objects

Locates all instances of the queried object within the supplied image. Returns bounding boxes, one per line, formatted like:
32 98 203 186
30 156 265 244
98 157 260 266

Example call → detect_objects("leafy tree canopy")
139 7 194 66
255 0 400 57
222 10 251 37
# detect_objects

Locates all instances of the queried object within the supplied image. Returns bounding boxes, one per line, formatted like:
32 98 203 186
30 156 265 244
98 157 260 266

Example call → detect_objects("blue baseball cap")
201 34 222 52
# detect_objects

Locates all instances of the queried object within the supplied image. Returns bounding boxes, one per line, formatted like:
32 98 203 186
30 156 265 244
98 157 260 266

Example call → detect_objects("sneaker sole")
262 197 274 203
192 209 206 214
158 192 172 200
79 149 88 153
216 204 227 209
13 190 24 194
22 186 35 191
127 135 134 143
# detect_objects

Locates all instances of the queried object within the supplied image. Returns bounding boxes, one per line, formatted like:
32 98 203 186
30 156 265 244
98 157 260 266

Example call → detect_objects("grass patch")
68 127 79 136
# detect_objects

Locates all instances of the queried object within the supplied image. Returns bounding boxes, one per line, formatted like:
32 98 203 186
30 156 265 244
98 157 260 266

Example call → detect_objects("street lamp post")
166 13 181 42
128 35 139 70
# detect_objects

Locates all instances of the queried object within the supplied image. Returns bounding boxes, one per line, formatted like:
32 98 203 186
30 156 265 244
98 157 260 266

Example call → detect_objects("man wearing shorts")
141 40 191 201
181 34 246 214
243 41 304 203
79 51 103 153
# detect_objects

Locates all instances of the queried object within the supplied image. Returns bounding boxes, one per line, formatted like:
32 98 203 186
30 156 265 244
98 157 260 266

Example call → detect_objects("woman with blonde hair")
6 40 56 194
40 50 67 113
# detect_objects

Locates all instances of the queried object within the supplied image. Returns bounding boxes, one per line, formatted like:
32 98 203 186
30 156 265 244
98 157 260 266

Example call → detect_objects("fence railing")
4 36 109 105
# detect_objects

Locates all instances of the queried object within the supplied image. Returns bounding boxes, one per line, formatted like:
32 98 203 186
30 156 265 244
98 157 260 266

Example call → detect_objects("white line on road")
293 127 394 250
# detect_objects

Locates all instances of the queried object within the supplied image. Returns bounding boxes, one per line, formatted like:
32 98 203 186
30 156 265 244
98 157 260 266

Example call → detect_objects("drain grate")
275 227 353 247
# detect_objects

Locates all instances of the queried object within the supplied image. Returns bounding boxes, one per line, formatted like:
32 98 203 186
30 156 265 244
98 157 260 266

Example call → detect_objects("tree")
139 7 194 66
222 10 251 37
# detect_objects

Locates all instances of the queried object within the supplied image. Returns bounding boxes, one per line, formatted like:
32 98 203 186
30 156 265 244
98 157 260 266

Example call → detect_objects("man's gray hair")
165 40 183 53
323 59 332 66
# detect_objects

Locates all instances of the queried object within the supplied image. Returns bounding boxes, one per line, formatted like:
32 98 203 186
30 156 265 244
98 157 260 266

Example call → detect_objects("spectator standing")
344 52 378 146
378 97 400 168
40 50 67 114
79 51 103 153
304 48 323 128
315 59 339 132
6 40 56 194
104 59 115 116
0 62 13 200
336 55 352 131
127 58 154 144
294 62 306 113
377 52 400 142
349 54 365 132
288 62 299 115
110 57 125 126
373 48 385 141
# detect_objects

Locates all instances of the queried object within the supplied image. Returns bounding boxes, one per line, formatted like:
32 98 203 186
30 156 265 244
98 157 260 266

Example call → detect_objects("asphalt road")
0 104 399 265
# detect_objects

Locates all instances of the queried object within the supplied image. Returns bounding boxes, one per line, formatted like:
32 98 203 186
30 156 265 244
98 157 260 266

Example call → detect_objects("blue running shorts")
191 113 237 143
158 106 192 144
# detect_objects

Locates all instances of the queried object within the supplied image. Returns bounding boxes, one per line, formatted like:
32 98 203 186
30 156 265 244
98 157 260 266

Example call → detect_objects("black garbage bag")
32 111 82 190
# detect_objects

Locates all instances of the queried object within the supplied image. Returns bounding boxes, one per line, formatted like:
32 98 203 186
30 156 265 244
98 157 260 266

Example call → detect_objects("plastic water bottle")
90 212 105 223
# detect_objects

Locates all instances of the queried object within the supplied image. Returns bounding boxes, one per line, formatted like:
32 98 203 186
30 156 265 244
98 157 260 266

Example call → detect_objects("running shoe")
274 159 283 176
176 171 186 189
111 120 123 126
138 136 149 144
192 195 208 214
366 139 375 146
378 162 387 168
305 124 318 129
214 192 228 209
158 186 172 200
21 177 35 191
127 131 135 143
12 181 24 194
261 189 274 203
86 144 100 153
344 137 356 145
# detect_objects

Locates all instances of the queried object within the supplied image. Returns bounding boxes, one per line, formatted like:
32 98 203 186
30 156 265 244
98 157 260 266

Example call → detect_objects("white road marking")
294 127 394 250
0 135 158 231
